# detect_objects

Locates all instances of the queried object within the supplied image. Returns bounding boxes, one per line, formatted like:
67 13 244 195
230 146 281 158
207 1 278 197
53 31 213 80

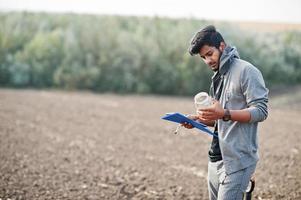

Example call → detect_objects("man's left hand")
198 99 225 121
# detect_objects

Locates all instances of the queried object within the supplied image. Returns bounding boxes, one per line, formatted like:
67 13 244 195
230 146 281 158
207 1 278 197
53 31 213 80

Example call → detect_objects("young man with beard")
183 25 269 200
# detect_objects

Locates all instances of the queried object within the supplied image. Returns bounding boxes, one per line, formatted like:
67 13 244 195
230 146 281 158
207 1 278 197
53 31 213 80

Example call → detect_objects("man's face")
199 45 222 72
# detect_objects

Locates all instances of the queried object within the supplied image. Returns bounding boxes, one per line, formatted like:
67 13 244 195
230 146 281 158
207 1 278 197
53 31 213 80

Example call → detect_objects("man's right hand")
181 114 216 128
181 114 199 129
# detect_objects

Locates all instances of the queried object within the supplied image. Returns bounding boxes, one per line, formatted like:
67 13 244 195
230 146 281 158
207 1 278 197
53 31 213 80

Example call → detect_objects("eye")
207 51 213 56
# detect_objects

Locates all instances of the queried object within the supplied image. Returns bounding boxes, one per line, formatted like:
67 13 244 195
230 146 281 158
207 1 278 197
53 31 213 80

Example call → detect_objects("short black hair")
188 25 225 56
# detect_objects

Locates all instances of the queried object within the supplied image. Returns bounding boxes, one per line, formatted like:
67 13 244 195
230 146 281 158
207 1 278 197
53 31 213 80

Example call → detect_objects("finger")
199 115 216 121
199 111 214 118
199 107 214 112
198 108 209 112
198 110 211 115
198 113 211 120
186 124 194 129
188 125 194 129
198 116 208 121
182 123 194 129
205 116 216 120
187 114 198 120
202 112 214 118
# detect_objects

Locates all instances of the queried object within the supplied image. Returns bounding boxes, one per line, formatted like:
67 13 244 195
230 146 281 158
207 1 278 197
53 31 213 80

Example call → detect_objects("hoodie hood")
212 46 240 81
210 46 239 99
218 46 240 75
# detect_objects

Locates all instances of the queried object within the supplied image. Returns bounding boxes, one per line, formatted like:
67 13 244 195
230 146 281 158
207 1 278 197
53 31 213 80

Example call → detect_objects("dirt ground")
0 89 300 200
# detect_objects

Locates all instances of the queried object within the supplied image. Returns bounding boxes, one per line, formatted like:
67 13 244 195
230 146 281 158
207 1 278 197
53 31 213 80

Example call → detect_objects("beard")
212 65 219 72
212 49 222 72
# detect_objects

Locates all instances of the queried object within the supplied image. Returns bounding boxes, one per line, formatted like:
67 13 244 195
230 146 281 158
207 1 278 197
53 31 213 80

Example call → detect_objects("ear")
219 42 226 52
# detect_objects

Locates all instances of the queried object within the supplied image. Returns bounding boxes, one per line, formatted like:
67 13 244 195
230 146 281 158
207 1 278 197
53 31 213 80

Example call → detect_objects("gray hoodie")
211 46 269 174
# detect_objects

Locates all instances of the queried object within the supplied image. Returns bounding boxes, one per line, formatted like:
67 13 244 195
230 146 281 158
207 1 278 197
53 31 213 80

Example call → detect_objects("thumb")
186 114 198 120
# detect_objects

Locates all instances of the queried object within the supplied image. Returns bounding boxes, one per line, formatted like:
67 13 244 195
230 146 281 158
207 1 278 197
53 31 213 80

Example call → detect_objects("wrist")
219 109 226 119
222 109 231 121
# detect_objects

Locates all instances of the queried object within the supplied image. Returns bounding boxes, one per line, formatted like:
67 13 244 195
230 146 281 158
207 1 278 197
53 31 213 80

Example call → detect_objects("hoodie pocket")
217 163 228 185
219 171 228 185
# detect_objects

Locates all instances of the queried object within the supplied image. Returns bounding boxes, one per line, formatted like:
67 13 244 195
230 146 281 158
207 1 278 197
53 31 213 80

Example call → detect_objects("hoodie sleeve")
241 65 269 123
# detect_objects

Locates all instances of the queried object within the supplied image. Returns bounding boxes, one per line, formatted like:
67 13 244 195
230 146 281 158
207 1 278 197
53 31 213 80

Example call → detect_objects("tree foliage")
1 12 300 95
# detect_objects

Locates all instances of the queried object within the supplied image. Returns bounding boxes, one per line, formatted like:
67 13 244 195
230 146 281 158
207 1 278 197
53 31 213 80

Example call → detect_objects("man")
183 25 268 200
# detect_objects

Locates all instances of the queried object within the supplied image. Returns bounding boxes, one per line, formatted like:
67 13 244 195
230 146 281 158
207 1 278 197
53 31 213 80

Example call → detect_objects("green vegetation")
1 12 301 95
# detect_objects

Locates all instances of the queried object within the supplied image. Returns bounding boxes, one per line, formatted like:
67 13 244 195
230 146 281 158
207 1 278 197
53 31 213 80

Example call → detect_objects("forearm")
246 103 268 122
187 114 215 127
225 109 251 123
200 119 215 127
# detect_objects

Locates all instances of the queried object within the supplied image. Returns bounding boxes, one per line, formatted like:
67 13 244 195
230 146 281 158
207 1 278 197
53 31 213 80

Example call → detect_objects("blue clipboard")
161 112 217 137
